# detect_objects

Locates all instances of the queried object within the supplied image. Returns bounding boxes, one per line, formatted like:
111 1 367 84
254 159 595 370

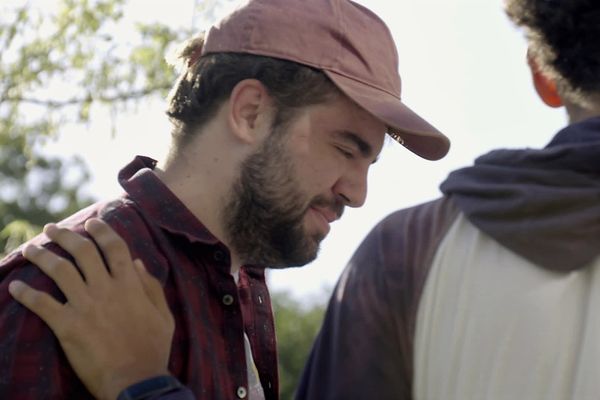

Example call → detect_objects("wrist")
102 368 172 400
114 375 183 400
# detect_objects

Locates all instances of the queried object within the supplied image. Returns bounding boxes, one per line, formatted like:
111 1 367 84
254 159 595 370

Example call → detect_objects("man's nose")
332 167 368 208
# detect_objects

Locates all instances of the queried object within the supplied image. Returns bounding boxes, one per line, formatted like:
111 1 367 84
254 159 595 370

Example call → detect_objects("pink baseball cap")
202 0 450 160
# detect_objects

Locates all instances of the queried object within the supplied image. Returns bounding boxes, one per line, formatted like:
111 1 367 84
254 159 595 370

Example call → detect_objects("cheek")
285 131 344 193
293 152 343 193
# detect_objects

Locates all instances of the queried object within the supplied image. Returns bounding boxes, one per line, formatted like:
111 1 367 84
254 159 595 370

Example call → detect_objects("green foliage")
272 290 328 400
0 0 191 254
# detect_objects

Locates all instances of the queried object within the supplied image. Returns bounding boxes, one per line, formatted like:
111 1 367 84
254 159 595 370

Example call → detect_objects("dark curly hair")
505 0 600 106
165 35 340 148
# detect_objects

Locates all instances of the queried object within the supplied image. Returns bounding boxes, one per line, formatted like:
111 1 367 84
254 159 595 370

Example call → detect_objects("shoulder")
348 196 459 280
0 196 163 290
297 197 460 399
334 196 461 346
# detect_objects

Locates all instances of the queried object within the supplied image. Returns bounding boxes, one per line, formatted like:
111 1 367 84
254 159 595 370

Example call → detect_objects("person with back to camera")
297 0 600 398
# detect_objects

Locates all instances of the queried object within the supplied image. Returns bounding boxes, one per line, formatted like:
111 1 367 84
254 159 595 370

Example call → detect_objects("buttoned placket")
112 157 277 398
212 246 250 399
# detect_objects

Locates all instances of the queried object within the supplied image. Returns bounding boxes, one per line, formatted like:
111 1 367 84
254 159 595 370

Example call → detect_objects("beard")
221 128 343 269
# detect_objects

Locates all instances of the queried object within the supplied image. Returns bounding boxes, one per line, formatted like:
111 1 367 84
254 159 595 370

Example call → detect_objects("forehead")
311 95 387 153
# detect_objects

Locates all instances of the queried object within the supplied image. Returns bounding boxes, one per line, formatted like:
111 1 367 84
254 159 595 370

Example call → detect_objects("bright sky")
45 0 567 301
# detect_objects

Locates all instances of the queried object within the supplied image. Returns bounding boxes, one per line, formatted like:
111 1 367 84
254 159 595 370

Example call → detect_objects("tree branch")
1 84 172 108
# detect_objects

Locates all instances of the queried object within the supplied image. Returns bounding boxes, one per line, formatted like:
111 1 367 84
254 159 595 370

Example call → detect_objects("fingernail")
8 280 25 296
22 244 40 258
84 218 101 231
43 223 57 235
133 259 146 271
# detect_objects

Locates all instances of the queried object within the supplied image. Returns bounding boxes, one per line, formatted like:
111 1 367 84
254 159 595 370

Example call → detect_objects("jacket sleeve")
296 197 458 400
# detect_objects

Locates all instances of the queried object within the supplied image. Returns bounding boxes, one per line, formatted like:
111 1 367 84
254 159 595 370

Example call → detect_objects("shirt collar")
118 155 220 245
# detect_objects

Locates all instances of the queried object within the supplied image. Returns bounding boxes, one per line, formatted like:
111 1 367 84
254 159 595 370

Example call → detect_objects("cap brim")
325 71 450 161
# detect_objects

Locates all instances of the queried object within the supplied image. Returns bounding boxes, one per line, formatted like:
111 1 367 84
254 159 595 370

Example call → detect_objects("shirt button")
236 386 247 399
222 294 234 306
213 250 224 261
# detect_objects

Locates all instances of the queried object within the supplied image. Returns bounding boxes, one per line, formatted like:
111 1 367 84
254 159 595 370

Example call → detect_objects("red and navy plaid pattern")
0 156 279 400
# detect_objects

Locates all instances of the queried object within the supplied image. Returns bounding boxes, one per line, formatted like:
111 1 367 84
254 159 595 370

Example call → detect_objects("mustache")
308 195 345 221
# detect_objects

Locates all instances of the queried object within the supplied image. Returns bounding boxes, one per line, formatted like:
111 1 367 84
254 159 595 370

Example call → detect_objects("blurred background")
0 0 567 397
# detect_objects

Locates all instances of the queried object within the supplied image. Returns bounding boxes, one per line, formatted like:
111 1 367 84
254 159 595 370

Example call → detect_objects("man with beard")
0 0 449 399
297 0 600 399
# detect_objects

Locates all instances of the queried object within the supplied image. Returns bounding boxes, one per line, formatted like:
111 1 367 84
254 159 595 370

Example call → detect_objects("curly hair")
165 35 340 147
505 0 600 106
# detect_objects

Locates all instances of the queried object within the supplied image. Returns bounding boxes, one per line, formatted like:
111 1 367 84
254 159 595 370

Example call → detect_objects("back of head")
505 0 600 108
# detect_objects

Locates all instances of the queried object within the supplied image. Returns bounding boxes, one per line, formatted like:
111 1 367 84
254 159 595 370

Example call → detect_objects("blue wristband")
117 375 183 400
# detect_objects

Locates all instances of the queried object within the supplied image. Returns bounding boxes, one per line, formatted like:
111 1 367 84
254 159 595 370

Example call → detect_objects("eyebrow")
337 130 379 164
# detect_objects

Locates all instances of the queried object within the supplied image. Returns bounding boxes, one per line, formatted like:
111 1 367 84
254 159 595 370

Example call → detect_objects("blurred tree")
0 0 191 254
272 291 328 400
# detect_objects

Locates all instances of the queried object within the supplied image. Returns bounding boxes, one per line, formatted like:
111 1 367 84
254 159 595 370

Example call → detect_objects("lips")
307 207 331 238
311 206 338 224
309 205 341 235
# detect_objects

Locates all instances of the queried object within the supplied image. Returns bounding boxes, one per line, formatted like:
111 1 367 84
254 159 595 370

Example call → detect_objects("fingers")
43 223 110 288
45 219 137 283
22 244 88 304
84 219 135 281
8 280 65 333
133 260 173 326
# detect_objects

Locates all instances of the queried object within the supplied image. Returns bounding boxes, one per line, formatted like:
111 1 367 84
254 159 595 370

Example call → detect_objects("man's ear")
227 79 273 144
527 51 563 108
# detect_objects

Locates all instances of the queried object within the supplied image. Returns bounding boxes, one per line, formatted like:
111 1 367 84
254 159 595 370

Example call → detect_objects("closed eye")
334 130 377 163
336 146 354 159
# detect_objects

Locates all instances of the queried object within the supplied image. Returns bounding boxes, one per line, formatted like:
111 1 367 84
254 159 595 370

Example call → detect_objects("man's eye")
336 147 354 159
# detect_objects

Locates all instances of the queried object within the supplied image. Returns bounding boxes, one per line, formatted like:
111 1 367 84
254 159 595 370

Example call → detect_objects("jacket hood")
441 116 600 272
